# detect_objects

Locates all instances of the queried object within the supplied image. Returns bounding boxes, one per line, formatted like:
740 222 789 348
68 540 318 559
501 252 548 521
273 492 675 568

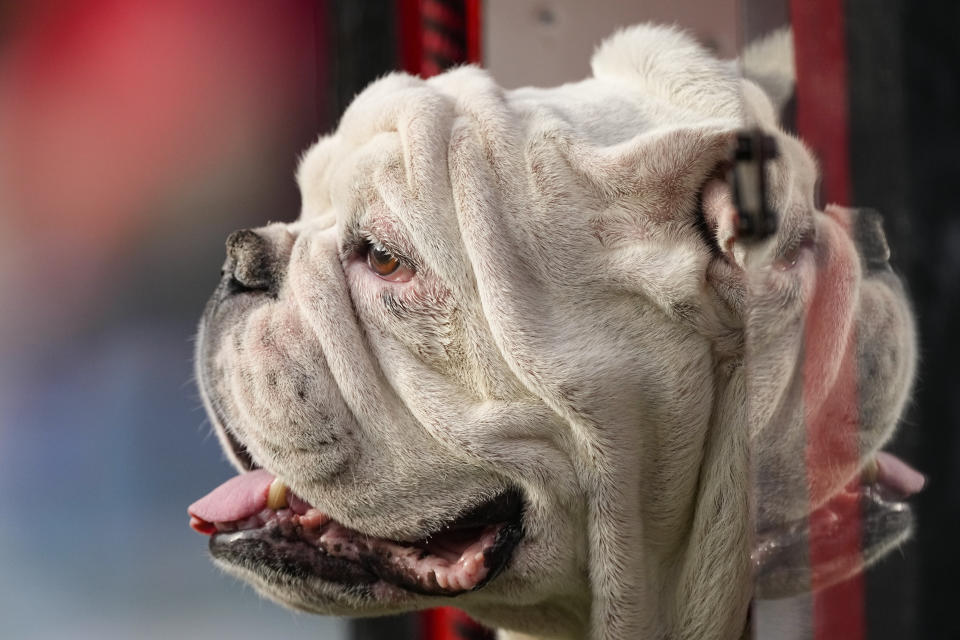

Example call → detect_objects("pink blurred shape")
0 0 315 250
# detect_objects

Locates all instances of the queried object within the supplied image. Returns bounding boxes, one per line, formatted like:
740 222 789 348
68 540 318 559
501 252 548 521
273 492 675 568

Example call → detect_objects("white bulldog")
189 25 920 640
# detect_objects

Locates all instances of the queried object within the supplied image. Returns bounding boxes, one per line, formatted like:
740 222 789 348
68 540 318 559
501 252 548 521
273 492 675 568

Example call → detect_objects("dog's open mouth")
752 451 924 598
188 471 524 597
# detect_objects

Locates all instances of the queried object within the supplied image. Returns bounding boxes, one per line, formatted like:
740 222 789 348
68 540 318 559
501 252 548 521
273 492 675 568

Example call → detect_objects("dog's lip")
189 474 525 596
752 451 923 598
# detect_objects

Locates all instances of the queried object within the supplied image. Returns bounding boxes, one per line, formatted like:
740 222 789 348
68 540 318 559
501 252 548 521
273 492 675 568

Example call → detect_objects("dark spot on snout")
295 375 309 401
223 229 282 296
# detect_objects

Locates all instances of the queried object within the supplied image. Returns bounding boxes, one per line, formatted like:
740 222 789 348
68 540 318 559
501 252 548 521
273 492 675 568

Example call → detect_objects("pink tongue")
188 469 275 524
875 451 926 497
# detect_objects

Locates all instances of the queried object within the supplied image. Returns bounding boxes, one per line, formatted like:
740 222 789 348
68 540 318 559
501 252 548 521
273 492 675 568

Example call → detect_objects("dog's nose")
222 229 276 293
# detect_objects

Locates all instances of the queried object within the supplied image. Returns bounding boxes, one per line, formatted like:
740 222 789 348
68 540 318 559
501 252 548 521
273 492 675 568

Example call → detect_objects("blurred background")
0 1 956 639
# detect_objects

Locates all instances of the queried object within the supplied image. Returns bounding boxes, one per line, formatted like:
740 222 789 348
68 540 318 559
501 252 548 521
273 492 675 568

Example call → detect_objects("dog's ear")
542 123 744 327
591 24 741 122
584 24 761 326
739 28 795 121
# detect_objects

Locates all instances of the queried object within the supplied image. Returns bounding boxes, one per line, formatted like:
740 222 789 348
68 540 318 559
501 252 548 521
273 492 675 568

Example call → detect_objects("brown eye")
367 243 400 276
361 240 416 282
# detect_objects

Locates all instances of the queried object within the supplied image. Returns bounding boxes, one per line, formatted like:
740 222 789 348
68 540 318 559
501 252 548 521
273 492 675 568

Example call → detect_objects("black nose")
222 229 276 294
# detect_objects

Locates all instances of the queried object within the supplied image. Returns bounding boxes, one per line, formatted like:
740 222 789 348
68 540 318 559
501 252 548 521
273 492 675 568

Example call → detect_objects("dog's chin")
752 457 917 599
198 484 525 612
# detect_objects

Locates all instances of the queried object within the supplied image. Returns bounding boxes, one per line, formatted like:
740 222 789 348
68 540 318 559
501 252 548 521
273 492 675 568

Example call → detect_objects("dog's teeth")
267 478 289 510
300 508 331 529
863 458 879 484
435 571 449 590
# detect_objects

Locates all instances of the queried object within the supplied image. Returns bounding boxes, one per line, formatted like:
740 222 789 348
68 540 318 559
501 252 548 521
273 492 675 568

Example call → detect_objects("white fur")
197 24 916 639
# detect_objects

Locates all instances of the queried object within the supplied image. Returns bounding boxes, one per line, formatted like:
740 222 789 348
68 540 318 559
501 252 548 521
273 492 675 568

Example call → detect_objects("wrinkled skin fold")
192 24 917 640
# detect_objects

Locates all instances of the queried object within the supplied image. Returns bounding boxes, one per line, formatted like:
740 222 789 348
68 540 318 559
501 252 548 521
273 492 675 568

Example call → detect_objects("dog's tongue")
875 451 926 497
188 469 275 534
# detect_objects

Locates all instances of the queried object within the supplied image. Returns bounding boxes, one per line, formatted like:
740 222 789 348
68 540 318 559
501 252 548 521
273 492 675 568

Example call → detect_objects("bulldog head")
189 25 919 639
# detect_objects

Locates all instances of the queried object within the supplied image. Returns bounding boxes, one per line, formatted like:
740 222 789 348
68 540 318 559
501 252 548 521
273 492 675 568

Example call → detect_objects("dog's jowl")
188 25 920 640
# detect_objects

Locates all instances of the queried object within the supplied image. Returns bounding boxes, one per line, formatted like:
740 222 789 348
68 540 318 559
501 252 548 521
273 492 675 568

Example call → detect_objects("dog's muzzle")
189 470 524 596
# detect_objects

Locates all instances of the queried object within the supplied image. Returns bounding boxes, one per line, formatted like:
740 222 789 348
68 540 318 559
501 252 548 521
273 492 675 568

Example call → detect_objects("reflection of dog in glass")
188 24 920 639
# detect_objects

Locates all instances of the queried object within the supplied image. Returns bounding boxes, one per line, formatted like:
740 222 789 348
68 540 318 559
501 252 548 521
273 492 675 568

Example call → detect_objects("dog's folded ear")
576 24 804 326
541 124 745 326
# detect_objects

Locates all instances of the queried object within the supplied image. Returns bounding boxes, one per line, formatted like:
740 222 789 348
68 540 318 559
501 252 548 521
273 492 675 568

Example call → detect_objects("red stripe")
791 1 861 637
791 0 851 206
421 607 491 640
423 30 465 62
421 0 465 32
802 209 865 640
421 607 456 640
396 0 422 74
465 0 481 63
419 0 466 77
420 58 443 78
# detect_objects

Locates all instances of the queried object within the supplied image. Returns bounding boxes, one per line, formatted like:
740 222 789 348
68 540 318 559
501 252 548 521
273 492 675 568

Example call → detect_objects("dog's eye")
365 241 415 282
368 243 399 275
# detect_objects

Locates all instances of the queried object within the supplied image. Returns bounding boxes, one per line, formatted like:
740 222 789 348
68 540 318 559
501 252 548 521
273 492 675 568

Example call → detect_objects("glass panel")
740 2 927 638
